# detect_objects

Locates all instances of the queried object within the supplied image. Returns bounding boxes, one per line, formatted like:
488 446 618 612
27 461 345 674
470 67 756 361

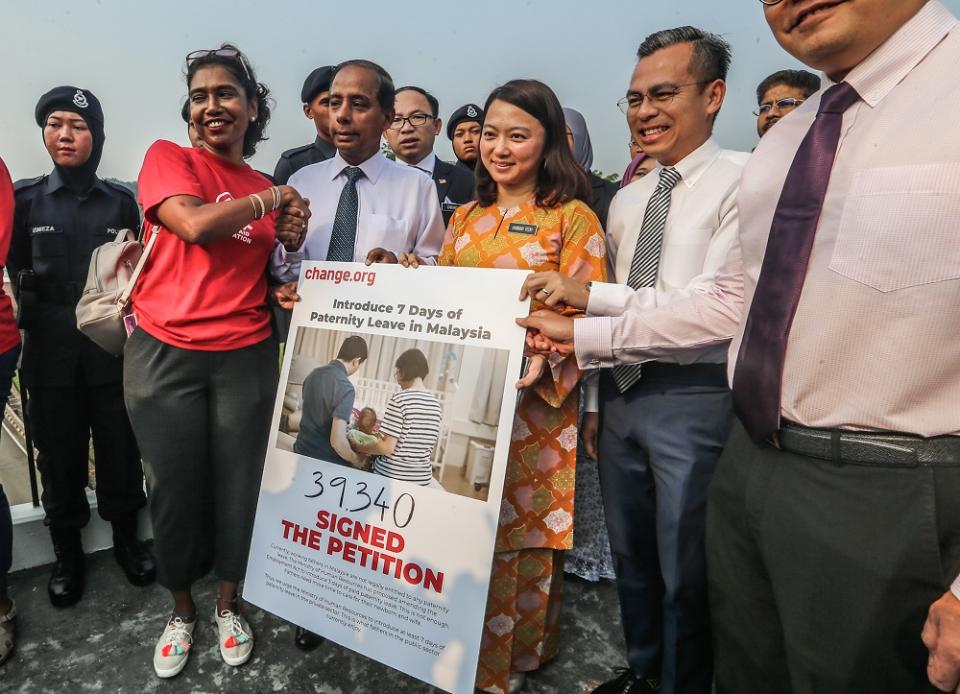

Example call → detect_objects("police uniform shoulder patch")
281 143 314 160
13 175 45 194
102 179 137 201
73 90 89 109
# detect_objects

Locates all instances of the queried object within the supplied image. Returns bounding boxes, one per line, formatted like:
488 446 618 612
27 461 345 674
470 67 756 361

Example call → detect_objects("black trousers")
123 328 278 590
28 377 146 532
598 367 732 694
708 421 960 694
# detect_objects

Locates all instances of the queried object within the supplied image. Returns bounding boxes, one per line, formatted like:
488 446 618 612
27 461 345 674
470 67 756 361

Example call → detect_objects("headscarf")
621 152 649 189
562 107 593 171
34 86 105 195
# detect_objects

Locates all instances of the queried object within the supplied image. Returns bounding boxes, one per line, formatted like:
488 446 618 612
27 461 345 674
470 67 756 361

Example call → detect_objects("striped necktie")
326 166 364 262
611 166 682 394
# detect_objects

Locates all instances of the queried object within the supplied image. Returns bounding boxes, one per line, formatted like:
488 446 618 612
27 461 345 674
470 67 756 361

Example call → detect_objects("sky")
3 0 959 183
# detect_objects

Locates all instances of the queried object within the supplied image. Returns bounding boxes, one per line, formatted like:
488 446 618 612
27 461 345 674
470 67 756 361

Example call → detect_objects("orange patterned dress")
440 198 607 693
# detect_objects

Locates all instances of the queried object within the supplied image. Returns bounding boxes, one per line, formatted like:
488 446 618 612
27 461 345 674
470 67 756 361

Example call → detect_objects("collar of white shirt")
328 149 390 185
400 152 437 176
650 137 721 190
824 0 957 107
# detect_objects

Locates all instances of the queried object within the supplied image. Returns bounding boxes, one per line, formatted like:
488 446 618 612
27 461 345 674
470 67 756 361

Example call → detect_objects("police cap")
301 66 335 103
34 86 104 128
446 103 484 140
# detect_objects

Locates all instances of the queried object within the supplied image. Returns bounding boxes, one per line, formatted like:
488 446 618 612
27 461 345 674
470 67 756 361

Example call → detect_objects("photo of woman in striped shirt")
351 349 443 486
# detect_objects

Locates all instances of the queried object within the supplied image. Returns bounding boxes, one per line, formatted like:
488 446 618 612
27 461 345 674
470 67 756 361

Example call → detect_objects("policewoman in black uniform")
7 86 155 608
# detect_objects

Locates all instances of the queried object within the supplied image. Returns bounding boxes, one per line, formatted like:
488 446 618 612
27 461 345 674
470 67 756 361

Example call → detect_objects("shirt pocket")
360 213 410 256
30 225 69 277
660 227 712 287
828 164 960 292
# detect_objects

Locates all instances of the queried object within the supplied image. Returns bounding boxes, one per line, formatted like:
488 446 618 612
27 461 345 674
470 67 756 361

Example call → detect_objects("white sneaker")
215 606 254 666
153 615 196 678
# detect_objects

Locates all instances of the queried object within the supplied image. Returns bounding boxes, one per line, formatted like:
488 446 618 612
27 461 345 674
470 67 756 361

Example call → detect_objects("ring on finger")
540 288 552 296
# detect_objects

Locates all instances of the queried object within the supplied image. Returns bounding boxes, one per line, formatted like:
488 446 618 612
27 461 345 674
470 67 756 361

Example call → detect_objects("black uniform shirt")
273 137 337 185
9 171 140 387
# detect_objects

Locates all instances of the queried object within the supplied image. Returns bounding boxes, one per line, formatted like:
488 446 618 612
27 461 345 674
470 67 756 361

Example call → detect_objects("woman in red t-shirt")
125 44 309 679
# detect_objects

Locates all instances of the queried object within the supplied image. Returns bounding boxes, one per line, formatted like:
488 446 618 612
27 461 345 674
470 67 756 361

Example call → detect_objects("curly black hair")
185 43 272 158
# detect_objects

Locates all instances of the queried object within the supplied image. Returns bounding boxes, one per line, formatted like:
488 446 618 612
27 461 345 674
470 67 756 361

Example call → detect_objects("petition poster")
244 261 529 693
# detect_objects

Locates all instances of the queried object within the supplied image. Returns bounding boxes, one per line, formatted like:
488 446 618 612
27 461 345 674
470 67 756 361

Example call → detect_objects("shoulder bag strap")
117 224 160 308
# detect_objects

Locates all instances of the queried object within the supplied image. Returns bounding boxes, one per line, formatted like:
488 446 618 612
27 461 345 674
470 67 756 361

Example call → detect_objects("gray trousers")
123 328 278 590
708 421 960 694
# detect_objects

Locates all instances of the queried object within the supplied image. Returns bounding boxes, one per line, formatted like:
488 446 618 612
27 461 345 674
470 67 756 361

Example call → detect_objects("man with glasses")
383 86 474 225
754 68 820 137
521 1 960 692
523 26 748 694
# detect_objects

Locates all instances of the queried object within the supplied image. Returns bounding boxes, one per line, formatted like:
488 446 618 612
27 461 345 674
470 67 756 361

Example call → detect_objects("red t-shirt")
135 140 275 351
0 158 22 354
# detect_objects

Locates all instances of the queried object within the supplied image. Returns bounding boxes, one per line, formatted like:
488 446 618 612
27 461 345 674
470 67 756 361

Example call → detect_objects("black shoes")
294 626 324 651
592 668 660 694
48 529 85 608
112 519 157 587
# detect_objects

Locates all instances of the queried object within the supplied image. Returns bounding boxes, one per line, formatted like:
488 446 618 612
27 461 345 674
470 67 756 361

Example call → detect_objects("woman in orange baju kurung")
435 79 607 694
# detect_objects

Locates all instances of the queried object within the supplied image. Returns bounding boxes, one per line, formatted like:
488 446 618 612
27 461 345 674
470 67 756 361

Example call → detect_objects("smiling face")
188 64 255 160
764 0 928 79
383 89 440 165
43 111 94 167
328 65 393 165
480 99 547 197
453 121 481 164
626 42 725 167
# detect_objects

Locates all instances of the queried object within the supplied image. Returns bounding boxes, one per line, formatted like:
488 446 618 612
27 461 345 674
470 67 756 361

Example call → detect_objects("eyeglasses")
758 0 785 4
753 98 805 116
617 81 708 114
387 113 433 130
186 48 252 82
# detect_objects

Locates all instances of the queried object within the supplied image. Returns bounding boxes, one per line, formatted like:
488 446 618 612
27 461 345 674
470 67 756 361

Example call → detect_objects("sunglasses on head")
185 48 252 82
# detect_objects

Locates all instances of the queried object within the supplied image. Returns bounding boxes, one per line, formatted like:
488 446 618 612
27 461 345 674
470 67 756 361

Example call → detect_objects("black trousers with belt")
598 363 732 694
708 421 960 694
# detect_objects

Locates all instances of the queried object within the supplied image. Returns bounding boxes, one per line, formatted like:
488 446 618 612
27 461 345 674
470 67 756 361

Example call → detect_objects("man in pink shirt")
522 1 960 691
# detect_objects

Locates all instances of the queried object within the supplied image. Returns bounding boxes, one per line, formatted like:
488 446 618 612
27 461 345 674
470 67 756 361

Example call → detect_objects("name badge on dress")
508 222 537 235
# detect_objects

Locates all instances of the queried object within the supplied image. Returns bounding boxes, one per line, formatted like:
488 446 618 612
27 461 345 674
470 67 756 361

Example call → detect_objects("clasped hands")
515 271 584 358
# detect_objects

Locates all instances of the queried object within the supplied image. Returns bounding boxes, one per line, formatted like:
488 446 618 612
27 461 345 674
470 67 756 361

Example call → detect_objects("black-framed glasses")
753 98 805 116
186 48 252 82
617 81 708 114
759 0 784 5
387 113 433 130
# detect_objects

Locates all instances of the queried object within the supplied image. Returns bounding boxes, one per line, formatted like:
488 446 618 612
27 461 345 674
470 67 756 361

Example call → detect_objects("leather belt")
772 421 960 467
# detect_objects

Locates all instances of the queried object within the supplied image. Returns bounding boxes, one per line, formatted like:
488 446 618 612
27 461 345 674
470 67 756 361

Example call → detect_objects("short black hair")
756 69 821 104
396 86 439 118
180 100 190 124
332 59 395 113
337 336 369 362
636 26 732 84
395 348 429 381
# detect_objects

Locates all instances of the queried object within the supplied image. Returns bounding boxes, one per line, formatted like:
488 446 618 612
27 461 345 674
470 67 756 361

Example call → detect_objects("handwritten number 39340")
304 471 415 527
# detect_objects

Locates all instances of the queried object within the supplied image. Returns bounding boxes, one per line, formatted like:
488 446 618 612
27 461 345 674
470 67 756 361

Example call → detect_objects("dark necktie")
732 82 861 442
611 166 682 394
326 166 364 262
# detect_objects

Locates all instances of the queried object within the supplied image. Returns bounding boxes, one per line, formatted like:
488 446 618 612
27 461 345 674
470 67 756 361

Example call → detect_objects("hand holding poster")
244 261 529 693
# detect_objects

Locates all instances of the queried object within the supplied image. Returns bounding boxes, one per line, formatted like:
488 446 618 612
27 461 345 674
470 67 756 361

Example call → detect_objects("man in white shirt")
525 27 747 694
382 86 474 226
522 2 960 692
271 60 445 290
